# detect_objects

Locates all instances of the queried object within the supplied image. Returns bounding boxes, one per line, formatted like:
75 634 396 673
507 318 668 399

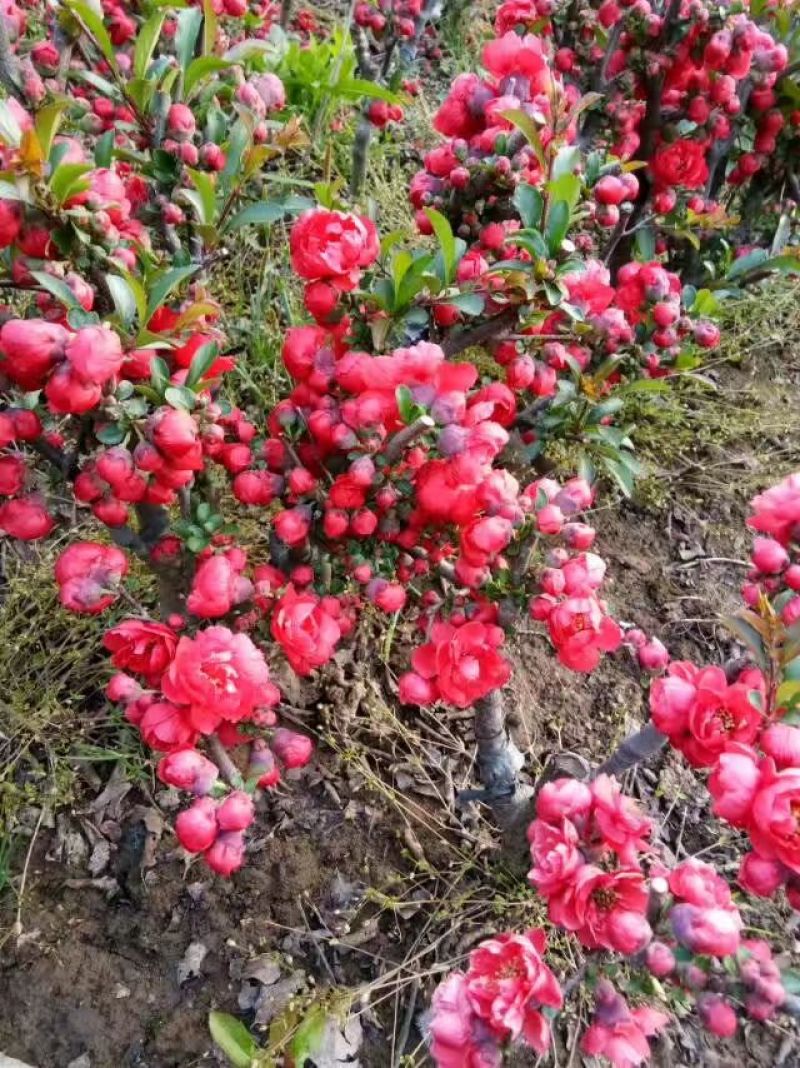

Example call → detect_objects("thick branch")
384 414 435 463
441 306 518 359
208 735 244 788
0 12 24 103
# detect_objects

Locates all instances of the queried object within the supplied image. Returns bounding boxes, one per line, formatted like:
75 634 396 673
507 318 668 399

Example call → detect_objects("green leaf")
220 120 252 193
49 161 93 205
337 77 402 104
175 6 203 75
551 145 581 180
447 292 485 316
396 385 415 425
723 612 768 670
223 196 310 233
424 208 457 284
66 0 118 72
146 265 201 320
513 183 543 229
546 200 570 255
604 456 636 498
96 423 126 446
186 168 217 226
106 276 139 329
150 356 171 395
208 1011 256 1068
185 341 220 387
781 969 800 997
726 248 768 281
31 271 80 310
635 223 656 262
94 128 115 168
165 385 197 411
501 109 546 170
134 11 165 80
547 173 582 211
36 103 66 162
0 99 22 145
202 0 218 56
186 535 209 554
185 55 232 98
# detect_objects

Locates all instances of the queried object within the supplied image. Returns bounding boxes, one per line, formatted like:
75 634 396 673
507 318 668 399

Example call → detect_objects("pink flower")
428 973 502 1068
738 852 787 897
0 318 67 389
161 626 276 733
271 586 341 675
582 981 669 1068
549 865 651 953
55 541 129 613
669 859 733 908
465 930 562 1049
0 495 54 540
748 473 800 546
398 671 437 705
528 819 582 896
216 790 255 831
591 774 652 865
139 700 196 751
103 619 178 684
271 728 313 769
547 596 622 672
749 764 800 873
157 748 219 795
410 620 511 709
482 32 550 90
697 994 737 1037
535 778 593 824
707 743 761 825
186 554 253 618
205 830 246 876
670 903 742 957
175 796 219 853
649 660 698 736
65 325 124 385
290 209 378 290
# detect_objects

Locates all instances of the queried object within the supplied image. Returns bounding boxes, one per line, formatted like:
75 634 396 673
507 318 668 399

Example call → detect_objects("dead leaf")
177 941 208 985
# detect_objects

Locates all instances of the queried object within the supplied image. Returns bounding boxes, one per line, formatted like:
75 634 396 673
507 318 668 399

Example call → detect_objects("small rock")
177 941 208 985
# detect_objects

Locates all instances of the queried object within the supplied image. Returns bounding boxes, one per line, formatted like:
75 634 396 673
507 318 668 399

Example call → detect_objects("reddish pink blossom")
670 903 742 956
0 495 53 540
548 865 651 952
748 473 800 546
271 586 341 675
271 728 313 769
175 796 219 853
410 620 511 708
749 763 800 874
103 619 178 684
161 626 276 733
428 972 501 1068
591 774 652 864
547 595 622 672
465 930 562 1049
157 748 219 795
54 541 129 613
216 791 255 831
290 209 378 290
582 981 669 1068
186 554 253 618
205 830 246 876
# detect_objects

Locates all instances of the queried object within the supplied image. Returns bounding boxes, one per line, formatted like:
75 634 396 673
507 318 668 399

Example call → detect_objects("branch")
207 734 244 788
0 12 25 103
441 306 518 358
384 414 434 463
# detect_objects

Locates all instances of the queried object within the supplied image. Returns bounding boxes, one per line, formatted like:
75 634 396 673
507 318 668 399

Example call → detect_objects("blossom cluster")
650 472 800 909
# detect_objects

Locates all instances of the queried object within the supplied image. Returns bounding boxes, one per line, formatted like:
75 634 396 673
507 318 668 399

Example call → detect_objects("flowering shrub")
1 0 800 1062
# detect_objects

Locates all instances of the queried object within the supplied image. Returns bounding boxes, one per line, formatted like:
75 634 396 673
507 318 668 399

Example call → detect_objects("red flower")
482 32 550 90
0 318 67 389
528 818 582 896
650 139 709 189
582 981 669 1068
748 473 800 546
548 865 651 953
186 554 253 619
433 73 491 139
707 744 761 826
270 586 342 675
54 541 129 613
749 763 800 874
157 748 219 794
0 495 53 540
428 973 502 1067
465 930 562 1050
411 620 511 708
161 626 276 733
289 209 378 290
104 618 178 684
547 595 622 672
591 774 652 865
